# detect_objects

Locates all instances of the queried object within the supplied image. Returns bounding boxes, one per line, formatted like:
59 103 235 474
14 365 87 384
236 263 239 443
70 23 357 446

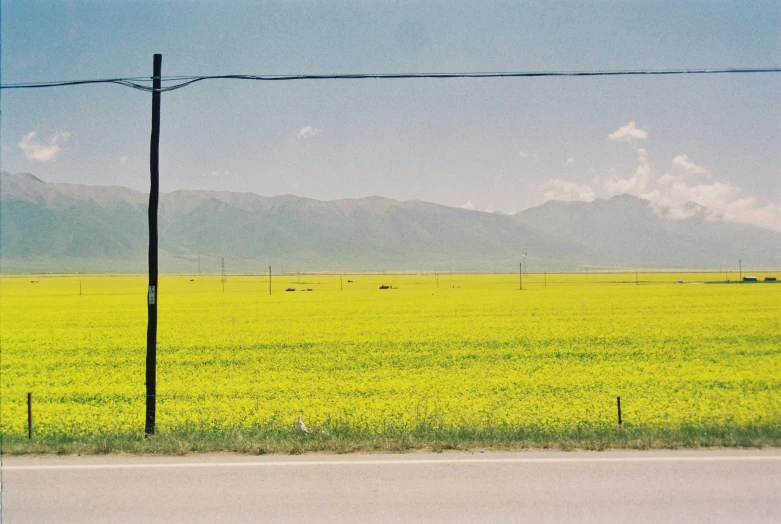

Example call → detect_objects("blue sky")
2 1 780 230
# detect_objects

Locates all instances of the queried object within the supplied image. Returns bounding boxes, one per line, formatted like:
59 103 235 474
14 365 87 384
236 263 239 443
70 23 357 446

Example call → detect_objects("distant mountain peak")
608 193 648 204
3 172 44 183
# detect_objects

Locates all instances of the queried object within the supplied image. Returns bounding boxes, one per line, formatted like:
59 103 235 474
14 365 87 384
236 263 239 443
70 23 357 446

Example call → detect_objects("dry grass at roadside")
4 422 780 456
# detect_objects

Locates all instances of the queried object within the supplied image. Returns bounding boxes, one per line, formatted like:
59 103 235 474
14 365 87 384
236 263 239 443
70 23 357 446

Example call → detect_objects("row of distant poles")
213 257 530 291
210 256 753 295
220 258 271 295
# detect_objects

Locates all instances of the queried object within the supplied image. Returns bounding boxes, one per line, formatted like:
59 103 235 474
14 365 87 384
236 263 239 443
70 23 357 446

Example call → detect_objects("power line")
1 67 779 92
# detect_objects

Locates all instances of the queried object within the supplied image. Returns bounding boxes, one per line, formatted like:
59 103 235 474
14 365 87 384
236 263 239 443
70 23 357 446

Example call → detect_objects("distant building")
743 276 758 282
765 277 777 282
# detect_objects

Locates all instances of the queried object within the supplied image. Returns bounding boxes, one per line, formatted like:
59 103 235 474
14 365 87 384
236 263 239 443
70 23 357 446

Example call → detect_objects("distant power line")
1 67 780 92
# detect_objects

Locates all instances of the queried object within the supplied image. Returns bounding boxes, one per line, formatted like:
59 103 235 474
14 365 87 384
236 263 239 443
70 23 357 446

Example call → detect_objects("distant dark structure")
765 277 777 282
743 276 758 282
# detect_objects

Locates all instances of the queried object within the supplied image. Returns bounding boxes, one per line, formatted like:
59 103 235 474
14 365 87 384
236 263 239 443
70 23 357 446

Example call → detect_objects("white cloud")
544 148 781 231
603 148 653 197
721 197 781 231
652 180 741 219
460 201 506 214
565 158 575 165
544 180 595 202
119 155 129 165
672 154 708 176
518 150 537 158
294 125 321 140
607 121 648 143
18 131 70 162
210 169 231 177
658 154 710 185
650 177 781 230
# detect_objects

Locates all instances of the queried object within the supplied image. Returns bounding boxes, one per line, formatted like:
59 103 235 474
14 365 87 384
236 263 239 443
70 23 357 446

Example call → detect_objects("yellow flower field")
1 273 779 437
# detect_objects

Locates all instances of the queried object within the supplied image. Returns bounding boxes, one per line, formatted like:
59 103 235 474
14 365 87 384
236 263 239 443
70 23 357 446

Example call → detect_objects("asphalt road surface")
2 450 780 523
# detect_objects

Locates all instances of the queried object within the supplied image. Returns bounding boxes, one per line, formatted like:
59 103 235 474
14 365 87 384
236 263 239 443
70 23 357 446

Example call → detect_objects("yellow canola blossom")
1 273 779 436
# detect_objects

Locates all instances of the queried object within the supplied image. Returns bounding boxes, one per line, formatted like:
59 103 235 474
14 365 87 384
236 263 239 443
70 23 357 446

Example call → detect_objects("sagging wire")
1 67 780 92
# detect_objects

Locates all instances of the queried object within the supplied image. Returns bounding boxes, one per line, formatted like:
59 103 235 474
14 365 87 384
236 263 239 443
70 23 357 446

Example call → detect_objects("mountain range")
1 172 779 273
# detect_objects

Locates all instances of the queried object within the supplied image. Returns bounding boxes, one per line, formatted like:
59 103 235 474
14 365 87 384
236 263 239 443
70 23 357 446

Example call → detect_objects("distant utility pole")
636 271 639 285
145 53 162 438
519 262 523 290
544 273 547 287
522 249 527 276
269 265 272 295
221 258 226 292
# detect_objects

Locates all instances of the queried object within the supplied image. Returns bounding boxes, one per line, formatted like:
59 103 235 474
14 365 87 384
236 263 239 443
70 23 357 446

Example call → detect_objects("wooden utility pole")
145 53 162 437
27 392 33 439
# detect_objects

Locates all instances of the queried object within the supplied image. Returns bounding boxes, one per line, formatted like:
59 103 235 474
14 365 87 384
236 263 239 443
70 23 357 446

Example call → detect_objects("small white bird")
296 417 310 434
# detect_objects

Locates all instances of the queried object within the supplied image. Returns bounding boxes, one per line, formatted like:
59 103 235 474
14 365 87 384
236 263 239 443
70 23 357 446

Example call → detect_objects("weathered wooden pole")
27 392 33 439
145 53 162 437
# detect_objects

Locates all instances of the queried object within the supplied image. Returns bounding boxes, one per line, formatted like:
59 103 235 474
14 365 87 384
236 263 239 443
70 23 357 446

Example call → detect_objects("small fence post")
28 392 33 439
617 396 622 426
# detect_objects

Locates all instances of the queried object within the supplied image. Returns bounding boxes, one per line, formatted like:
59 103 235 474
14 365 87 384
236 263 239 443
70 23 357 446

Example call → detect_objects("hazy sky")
2 1 780 230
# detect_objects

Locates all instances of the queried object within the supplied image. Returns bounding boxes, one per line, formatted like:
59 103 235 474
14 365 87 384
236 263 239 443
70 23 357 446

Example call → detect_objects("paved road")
2 450 780 523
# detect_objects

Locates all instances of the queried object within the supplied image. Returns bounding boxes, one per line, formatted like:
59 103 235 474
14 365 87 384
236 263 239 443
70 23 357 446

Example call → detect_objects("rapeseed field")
1 273 779 451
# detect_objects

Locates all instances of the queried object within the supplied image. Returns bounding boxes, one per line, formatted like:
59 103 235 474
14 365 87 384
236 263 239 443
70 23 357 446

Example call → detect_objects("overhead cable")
1 67 780 92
